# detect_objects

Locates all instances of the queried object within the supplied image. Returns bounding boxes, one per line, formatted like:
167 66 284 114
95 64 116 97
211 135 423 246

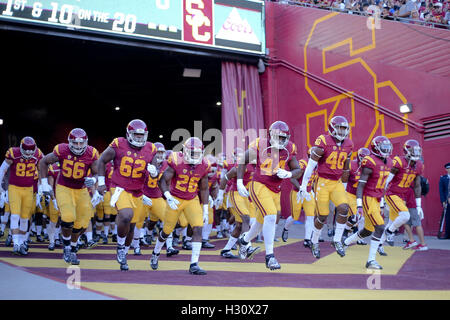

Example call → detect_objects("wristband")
97 176 105 186
415 198 421 207
237 179 244 186
356 198 363 208
164 191 172 199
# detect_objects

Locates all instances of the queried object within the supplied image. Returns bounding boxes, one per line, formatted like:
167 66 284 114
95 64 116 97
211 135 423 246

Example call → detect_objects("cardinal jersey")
109 137 156 197
5 147 43 188
53 144 99 189
250 138 297 193
360 155 393 199
346 160 362 195
143 160 168 198
292 158 316 193
168 152 210 200
230 163 255 192
387 156 423 196
314 134 354 181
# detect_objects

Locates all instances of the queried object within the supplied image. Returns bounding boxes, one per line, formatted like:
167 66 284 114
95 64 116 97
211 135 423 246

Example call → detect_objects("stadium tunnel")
0 27 257 156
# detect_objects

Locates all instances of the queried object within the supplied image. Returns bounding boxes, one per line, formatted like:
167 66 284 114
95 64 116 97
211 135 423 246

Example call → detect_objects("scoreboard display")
0 0 266 55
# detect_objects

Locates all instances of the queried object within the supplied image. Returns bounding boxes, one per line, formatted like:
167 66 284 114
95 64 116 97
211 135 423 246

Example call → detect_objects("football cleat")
327 229 334 238
403 241 418 250
5 234 12 247
377 245 387 256
111 234 118 243
48 243 55 251
384 229 395 246
133 246 142 256
255 234 263 243
332 241 346 257
102 234 108 245
70 252 80 265
166 247 179 257
189 263 207 275
216 231 223 239
20 244 28 255
139 237 149 247
182 240 192 250
319 237 325 243
201 240 215 249
120 263 129 271
231 243 237 250
150 252 160 270
311 243 321 259
63 247 71 263
237 235 249 260
366 260 383 270
12 244 21 255
265 254 281 270
220 249 239 259
357 239 368 245
303 239 312 248
116 245 128 265
36 235 44 242
86 240 98 249
55 238 62 247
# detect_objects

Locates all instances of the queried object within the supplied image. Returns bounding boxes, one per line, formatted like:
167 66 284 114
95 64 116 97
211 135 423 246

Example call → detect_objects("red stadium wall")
261 3 450 235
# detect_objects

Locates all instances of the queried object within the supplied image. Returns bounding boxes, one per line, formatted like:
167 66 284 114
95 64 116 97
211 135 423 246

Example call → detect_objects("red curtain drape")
221 61 265 157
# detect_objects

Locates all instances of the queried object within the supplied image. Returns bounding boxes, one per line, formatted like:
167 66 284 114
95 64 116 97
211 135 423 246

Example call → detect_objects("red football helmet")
126 119 148 148
20 136 36 160
328 116 350 141
357 147 371 163
68 128 88 155
403 139 421 162
370 136 392 159
269 120 290 149
154 142 166 164
183 137 204 165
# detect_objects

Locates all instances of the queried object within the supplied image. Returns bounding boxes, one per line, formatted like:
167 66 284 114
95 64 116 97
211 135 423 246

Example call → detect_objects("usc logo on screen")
184 0 213 44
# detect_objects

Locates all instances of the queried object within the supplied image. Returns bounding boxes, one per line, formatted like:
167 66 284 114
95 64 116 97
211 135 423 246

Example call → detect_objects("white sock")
48 222 56 244
333 222 346 242
132 238 139 248
223 236 238 251
117 235 126 246
166 234 173 249
344 232 362 246
244 220 263 243
358 217 365 232
140 228 145 238
112 224 117 235
104 225 110 236
12 234 20 246
31 222 36 233
154 237 166 254
86 231 93 242
190 242 202 264
250 217 256 227
202 224 212 240
182 227 187 237
0 223 5 232
263 215 277 255
284 216 294 230
311 225 322 244
36 225 42 235
368 238 381 262
95 222 102 234
305 216 314 240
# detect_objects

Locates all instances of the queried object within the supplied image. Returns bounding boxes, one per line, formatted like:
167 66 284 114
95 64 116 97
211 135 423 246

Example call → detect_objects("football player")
298 116 354 258
140 142 179 257
384 139 426 250
215 149 258 259
96 119 158 271
40 128 100 265
46 162 61 250
283 149 317 248
342 147 371 244
201 154 218 249
236 121 301 270
150 137 210 275
343 136 393 269
0 137 43 255
103 160 118 242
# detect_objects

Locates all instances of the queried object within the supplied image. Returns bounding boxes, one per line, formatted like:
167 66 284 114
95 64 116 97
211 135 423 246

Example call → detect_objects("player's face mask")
156 151 165 164
377 141 393 158
331 124 350 141
69 139 88 155
184 149 203 165
406 146 421 161
269 131 289 149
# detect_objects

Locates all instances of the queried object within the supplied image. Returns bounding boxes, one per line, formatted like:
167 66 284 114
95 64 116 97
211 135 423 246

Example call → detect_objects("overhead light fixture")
159 135 163 139
115 106 120 111
0 119 3 125
216 101 222 106
399 103 412 114
183 68 201 78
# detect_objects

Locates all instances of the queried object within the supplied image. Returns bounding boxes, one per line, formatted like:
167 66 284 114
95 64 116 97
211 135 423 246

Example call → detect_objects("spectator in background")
439 163 450 239
397 0 420 18
431 2 445 24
